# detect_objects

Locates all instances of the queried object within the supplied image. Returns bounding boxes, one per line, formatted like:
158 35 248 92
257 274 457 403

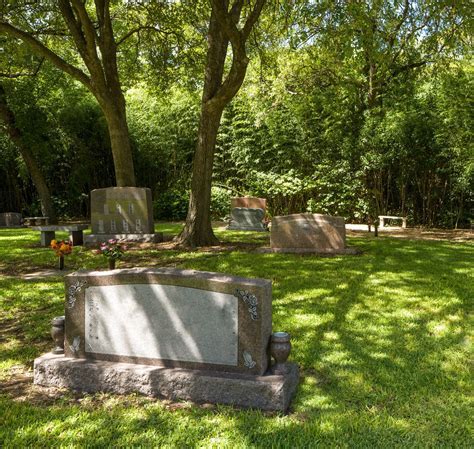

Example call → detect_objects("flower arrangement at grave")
96 239 125 269
50 240 73 270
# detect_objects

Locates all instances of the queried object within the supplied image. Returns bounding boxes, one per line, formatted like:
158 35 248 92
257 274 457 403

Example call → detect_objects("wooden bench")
32 225 89 246
378 215 407 228
24 216 49 226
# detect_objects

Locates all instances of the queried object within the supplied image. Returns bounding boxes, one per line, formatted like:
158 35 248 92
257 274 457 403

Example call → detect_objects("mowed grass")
0 224 472 447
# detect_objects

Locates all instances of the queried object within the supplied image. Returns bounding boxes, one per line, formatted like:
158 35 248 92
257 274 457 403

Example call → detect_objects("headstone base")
34 353 299 412
84 233 163 245
259 247 361 255
227 224 267 232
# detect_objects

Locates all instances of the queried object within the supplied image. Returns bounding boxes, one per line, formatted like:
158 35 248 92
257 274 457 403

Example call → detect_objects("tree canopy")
1 0 472 232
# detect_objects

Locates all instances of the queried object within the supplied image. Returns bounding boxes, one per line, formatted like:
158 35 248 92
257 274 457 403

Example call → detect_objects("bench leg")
70 230 84 246
380 217 385 228
402 218 407 228
41 231 56 247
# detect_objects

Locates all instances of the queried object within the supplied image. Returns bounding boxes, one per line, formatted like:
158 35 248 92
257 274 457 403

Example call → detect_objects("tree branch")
210 0 242 46
0 58 44 78
69 0 102 65
116 25 176 46
57 0 90 63
242 0 265 40
0 21 90 86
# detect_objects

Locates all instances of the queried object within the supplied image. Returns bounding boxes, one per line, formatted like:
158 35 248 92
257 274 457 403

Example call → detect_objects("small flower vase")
58 255 65 270
108 258 116 270
270 332 292 374
51 316 65 354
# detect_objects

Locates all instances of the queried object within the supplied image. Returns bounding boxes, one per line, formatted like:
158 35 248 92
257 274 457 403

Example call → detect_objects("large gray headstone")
90 187 154 234
65 268 272 375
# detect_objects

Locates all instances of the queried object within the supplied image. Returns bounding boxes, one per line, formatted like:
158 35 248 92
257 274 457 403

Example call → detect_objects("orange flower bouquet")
50 239 73 270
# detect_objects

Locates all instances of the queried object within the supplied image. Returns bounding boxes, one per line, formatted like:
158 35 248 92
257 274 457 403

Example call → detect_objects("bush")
153 186 232 222
210 187 232 220
154 189 189 221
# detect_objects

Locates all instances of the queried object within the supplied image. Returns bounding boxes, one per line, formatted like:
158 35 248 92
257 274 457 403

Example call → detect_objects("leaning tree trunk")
0 84 57 223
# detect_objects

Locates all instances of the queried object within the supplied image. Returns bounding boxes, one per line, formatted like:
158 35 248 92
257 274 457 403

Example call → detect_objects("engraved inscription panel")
90 187 154 234
85 284 238 365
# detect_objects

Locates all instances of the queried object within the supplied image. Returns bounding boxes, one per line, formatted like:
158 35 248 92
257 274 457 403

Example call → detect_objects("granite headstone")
0 212 22 227
34 268 299 411
270 213 356 254
85 187 162 243
227 207 266 231
227 197 267 231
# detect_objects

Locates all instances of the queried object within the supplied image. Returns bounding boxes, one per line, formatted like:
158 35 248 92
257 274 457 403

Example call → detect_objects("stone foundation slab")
84 233 163 244
227 225 268 232
258 247 361 255
34 353 299 412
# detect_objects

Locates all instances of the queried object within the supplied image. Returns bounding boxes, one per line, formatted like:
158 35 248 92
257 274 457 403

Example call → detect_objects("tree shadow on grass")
0 235 472 446
227 237 473 446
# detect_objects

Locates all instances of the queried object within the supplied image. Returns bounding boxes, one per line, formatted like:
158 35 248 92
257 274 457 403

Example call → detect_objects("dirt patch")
347 227 473 242
0 368 83 406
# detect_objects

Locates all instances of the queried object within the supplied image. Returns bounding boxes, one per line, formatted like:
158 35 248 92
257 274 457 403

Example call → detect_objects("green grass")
0 225 473 447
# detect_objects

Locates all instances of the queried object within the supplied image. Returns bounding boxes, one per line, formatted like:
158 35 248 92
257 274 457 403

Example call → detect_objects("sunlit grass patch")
0 226 472 447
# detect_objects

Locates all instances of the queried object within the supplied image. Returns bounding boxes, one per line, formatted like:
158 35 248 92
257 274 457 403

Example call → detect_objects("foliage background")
0 2 472 227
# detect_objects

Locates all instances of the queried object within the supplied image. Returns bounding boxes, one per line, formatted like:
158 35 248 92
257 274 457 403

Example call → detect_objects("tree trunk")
177 104 224 246
0 84 57 223
100 93 136 187
176 0 265 247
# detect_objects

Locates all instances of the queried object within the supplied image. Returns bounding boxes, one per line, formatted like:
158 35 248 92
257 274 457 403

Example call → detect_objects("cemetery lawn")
0 225 472 448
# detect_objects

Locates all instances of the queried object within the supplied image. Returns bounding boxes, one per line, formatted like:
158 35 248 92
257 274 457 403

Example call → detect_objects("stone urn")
51 316 65 354
270 331 291 374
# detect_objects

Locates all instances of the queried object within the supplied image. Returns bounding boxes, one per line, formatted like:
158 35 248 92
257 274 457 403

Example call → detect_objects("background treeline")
1 2 472 228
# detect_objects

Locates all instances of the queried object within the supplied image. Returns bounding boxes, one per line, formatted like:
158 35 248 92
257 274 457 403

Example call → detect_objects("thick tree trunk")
100 93 136 187
0 85 57 223
0 3 137 188
175 7 228 247
178 104 224 246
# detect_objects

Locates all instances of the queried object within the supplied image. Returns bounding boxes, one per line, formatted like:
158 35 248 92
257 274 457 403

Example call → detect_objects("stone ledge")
226 226 268 232
258 247 361 255
34 353 299 412
32 225 89 231
84 233 163 244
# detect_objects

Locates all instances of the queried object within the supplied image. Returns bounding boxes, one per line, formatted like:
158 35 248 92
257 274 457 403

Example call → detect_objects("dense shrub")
154 189 189 221
210 187 232 220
